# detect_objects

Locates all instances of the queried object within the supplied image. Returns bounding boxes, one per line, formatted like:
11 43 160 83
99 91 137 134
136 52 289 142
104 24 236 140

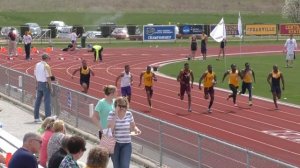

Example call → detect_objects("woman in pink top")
39 117 55 167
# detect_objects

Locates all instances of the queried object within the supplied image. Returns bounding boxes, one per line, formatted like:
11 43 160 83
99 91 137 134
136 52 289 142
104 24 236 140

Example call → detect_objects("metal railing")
0 64 297 168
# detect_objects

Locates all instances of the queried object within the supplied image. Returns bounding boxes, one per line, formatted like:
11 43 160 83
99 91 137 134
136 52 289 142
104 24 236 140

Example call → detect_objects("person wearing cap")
33 54 53 123
7 27 17 56
88 45 104 62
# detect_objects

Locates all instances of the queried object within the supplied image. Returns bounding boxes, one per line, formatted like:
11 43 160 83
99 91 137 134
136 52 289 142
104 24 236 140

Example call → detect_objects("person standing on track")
216 38 226 60
69 29 80 51
200 32 208 60
190 35 197 60
284 33 297 68
115 65 133 103
88 45 104 62
239 62 256 106
177 63 194 112
71 60 95 93
199 64 217 113
267 65 285 110
222 64 242 107
23 31 32 60
7 27 17 57
139 66 157 111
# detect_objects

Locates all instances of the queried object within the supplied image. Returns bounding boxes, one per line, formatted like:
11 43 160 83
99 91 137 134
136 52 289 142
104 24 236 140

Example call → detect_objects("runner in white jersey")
115 65 133 102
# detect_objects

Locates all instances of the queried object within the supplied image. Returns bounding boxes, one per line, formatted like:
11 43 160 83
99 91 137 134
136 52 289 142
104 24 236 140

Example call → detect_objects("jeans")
111 142 132 168
34 82 51 119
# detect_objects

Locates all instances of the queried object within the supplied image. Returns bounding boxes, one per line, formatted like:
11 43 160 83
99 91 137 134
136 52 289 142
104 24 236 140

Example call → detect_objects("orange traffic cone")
45 47 52 53
17 47 23 54
1 47 7 53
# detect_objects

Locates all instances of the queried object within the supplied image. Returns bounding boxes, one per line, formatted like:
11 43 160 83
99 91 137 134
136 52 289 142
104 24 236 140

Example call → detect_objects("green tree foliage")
282 0 300 22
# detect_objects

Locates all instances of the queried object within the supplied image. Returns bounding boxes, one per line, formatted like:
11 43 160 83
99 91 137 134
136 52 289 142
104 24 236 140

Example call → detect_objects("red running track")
1 44 299 166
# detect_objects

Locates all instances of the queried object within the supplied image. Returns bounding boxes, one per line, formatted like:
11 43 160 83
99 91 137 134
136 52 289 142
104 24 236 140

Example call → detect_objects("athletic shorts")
204 87 214 96
271 85 281 95
80 80 89 88
121 86 131 97
180 84 191 96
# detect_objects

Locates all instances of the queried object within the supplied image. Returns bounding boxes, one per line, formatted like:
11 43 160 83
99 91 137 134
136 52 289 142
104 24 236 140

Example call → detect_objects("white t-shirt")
120 72 132 87
70 32 77 41
34 61 51 82
284 38 297 55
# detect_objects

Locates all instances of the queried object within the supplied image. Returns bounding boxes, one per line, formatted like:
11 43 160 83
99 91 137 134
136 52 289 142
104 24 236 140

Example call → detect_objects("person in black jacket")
48 136 69 168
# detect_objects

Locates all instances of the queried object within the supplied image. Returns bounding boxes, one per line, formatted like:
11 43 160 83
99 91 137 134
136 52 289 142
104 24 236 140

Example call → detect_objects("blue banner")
143 25 176 41
179 25 204 35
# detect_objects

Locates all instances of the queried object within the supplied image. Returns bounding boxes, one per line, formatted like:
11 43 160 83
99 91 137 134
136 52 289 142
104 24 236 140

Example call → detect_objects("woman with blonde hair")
47 119 66 162
92 85 117 138
107 97 141 168
39 117 55 167
85 146 109 168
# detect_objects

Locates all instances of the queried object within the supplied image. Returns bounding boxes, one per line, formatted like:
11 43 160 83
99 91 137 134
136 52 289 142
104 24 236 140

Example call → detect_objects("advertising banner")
210 24 239 35
179 25 204 35
245 24 277 35
280 24 300 35
143 25 176 42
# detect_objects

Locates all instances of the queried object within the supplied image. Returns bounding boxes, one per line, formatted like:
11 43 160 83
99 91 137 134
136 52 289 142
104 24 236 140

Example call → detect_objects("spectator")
7 28 17 57
85 147 109 168
115 65 133 103
190 35 197 60
70 29 80 51
200 32 208 60
217 38 226 60
39 117 55 167
92 85 117 136
23 30 32 60
8 132 42 168
0 153 5 164
59 135 86 168
33 54 53 123
107 97 141 168
48 136 70 168
47 119 66 162
38 116 57 134
284 33 297 68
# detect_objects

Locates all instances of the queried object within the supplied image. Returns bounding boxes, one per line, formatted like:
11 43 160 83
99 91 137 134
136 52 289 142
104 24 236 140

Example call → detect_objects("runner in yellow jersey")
88 45 104 62
240 62 256 106
72 60 95 93
222 64 242 107
267 65 285 110
139 66 157 111
199 65 217 113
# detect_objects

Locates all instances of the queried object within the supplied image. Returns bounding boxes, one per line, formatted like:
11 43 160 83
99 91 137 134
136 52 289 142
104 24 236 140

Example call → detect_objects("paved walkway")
0 97 142 168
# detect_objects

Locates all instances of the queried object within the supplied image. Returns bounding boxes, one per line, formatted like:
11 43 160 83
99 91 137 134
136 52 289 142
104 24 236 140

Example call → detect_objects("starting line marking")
262 130 300 143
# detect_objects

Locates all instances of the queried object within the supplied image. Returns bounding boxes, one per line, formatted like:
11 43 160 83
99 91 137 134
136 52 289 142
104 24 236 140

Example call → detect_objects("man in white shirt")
70 29 79 51
33 54 53 123
284 34 297 68
23 31 32 60
115 65 133 102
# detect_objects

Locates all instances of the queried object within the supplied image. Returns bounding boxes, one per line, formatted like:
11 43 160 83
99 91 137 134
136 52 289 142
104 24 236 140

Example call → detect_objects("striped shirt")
108 111 134 143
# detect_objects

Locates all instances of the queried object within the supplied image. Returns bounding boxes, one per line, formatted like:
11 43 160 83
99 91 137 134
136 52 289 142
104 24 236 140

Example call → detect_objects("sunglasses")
118 105 127 109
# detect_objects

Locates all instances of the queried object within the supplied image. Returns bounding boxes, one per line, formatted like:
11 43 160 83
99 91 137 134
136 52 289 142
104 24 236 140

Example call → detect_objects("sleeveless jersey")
121 72 132 87
243 70 253 83
271 71 281 87
143 72 153 87
203 71 215 88
228 70 239 87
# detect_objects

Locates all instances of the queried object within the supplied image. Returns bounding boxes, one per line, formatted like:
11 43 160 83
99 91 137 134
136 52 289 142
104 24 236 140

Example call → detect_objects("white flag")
238 12 243 38
210 18 226 42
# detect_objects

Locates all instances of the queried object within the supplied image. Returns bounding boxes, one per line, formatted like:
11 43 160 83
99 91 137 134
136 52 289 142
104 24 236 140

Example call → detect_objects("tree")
282 0 300 22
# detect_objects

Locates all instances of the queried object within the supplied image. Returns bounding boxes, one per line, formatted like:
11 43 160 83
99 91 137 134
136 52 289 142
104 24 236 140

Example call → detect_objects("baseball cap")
42 54 50 59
